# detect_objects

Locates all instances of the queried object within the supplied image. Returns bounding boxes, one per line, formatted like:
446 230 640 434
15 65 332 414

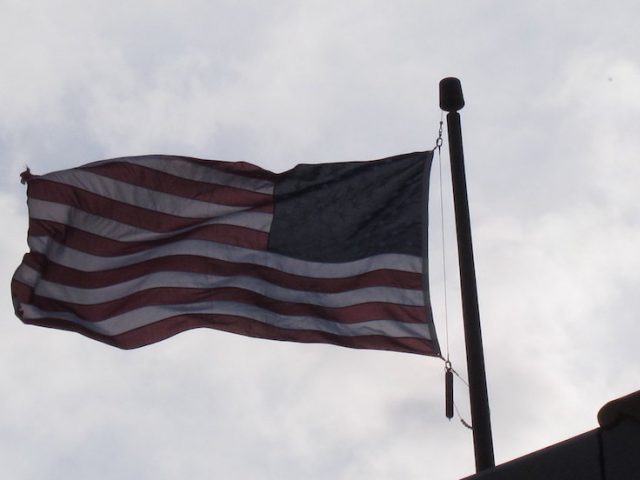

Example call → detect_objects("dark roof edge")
597 389 640 428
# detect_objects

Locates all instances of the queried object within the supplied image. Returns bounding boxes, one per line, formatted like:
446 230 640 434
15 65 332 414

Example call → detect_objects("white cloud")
3 1 640 479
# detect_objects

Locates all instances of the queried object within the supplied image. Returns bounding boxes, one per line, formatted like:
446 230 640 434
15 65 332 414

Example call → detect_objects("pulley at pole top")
439 77 465 112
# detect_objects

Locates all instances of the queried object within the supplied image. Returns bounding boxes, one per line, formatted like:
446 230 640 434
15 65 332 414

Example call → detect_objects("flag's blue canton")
268 152 428 263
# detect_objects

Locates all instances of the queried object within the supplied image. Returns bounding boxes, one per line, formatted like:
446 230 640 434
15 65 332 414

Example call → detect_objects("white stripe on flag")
15 264 425 308
27 236 423 278
82 155 274 194
20 302 432 339
42 169 272 218
28 199 273 235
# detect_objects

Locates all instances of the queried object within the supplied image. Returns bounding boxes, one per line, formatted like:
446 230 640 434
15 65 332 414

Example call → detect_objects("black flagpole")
439 77 495 473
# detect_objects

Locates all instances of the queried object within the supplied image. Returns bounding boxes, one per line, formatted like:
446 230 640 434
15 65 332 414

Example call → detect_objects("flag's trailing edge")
11 152 440 356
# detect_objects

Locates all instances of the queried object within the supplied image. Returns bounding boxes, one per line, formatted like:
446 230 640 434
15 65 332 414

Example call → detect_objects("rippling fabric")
11 152 439 356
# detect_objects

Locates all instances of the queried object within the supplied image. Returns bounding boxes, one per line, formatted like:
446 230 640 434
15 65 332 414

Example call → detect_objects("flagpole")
439 77 495 473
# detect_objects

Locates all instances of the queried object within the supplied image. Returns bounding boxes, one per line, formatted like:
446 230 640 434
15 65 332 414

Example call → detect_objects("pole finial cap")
439 77 465 112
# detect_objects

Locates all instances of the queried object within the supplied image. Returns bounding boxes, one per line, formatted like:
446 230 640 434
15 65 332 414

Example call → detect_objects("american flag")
11 152 439 356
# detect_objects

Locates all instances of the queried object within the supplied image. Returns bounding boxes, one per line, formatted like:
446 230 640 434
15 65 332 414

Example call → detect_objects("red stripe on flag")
21 285 426 324
20 312 436 355
11 280 32 308
28 180 268 234
29 219 270 253
80 162 273 212
137 155 277 182
24 251 422 292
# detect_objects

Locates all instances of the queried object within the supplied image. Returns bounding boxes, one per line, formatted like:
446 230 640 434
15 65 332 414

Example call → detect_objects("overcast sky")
2 1 639 479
